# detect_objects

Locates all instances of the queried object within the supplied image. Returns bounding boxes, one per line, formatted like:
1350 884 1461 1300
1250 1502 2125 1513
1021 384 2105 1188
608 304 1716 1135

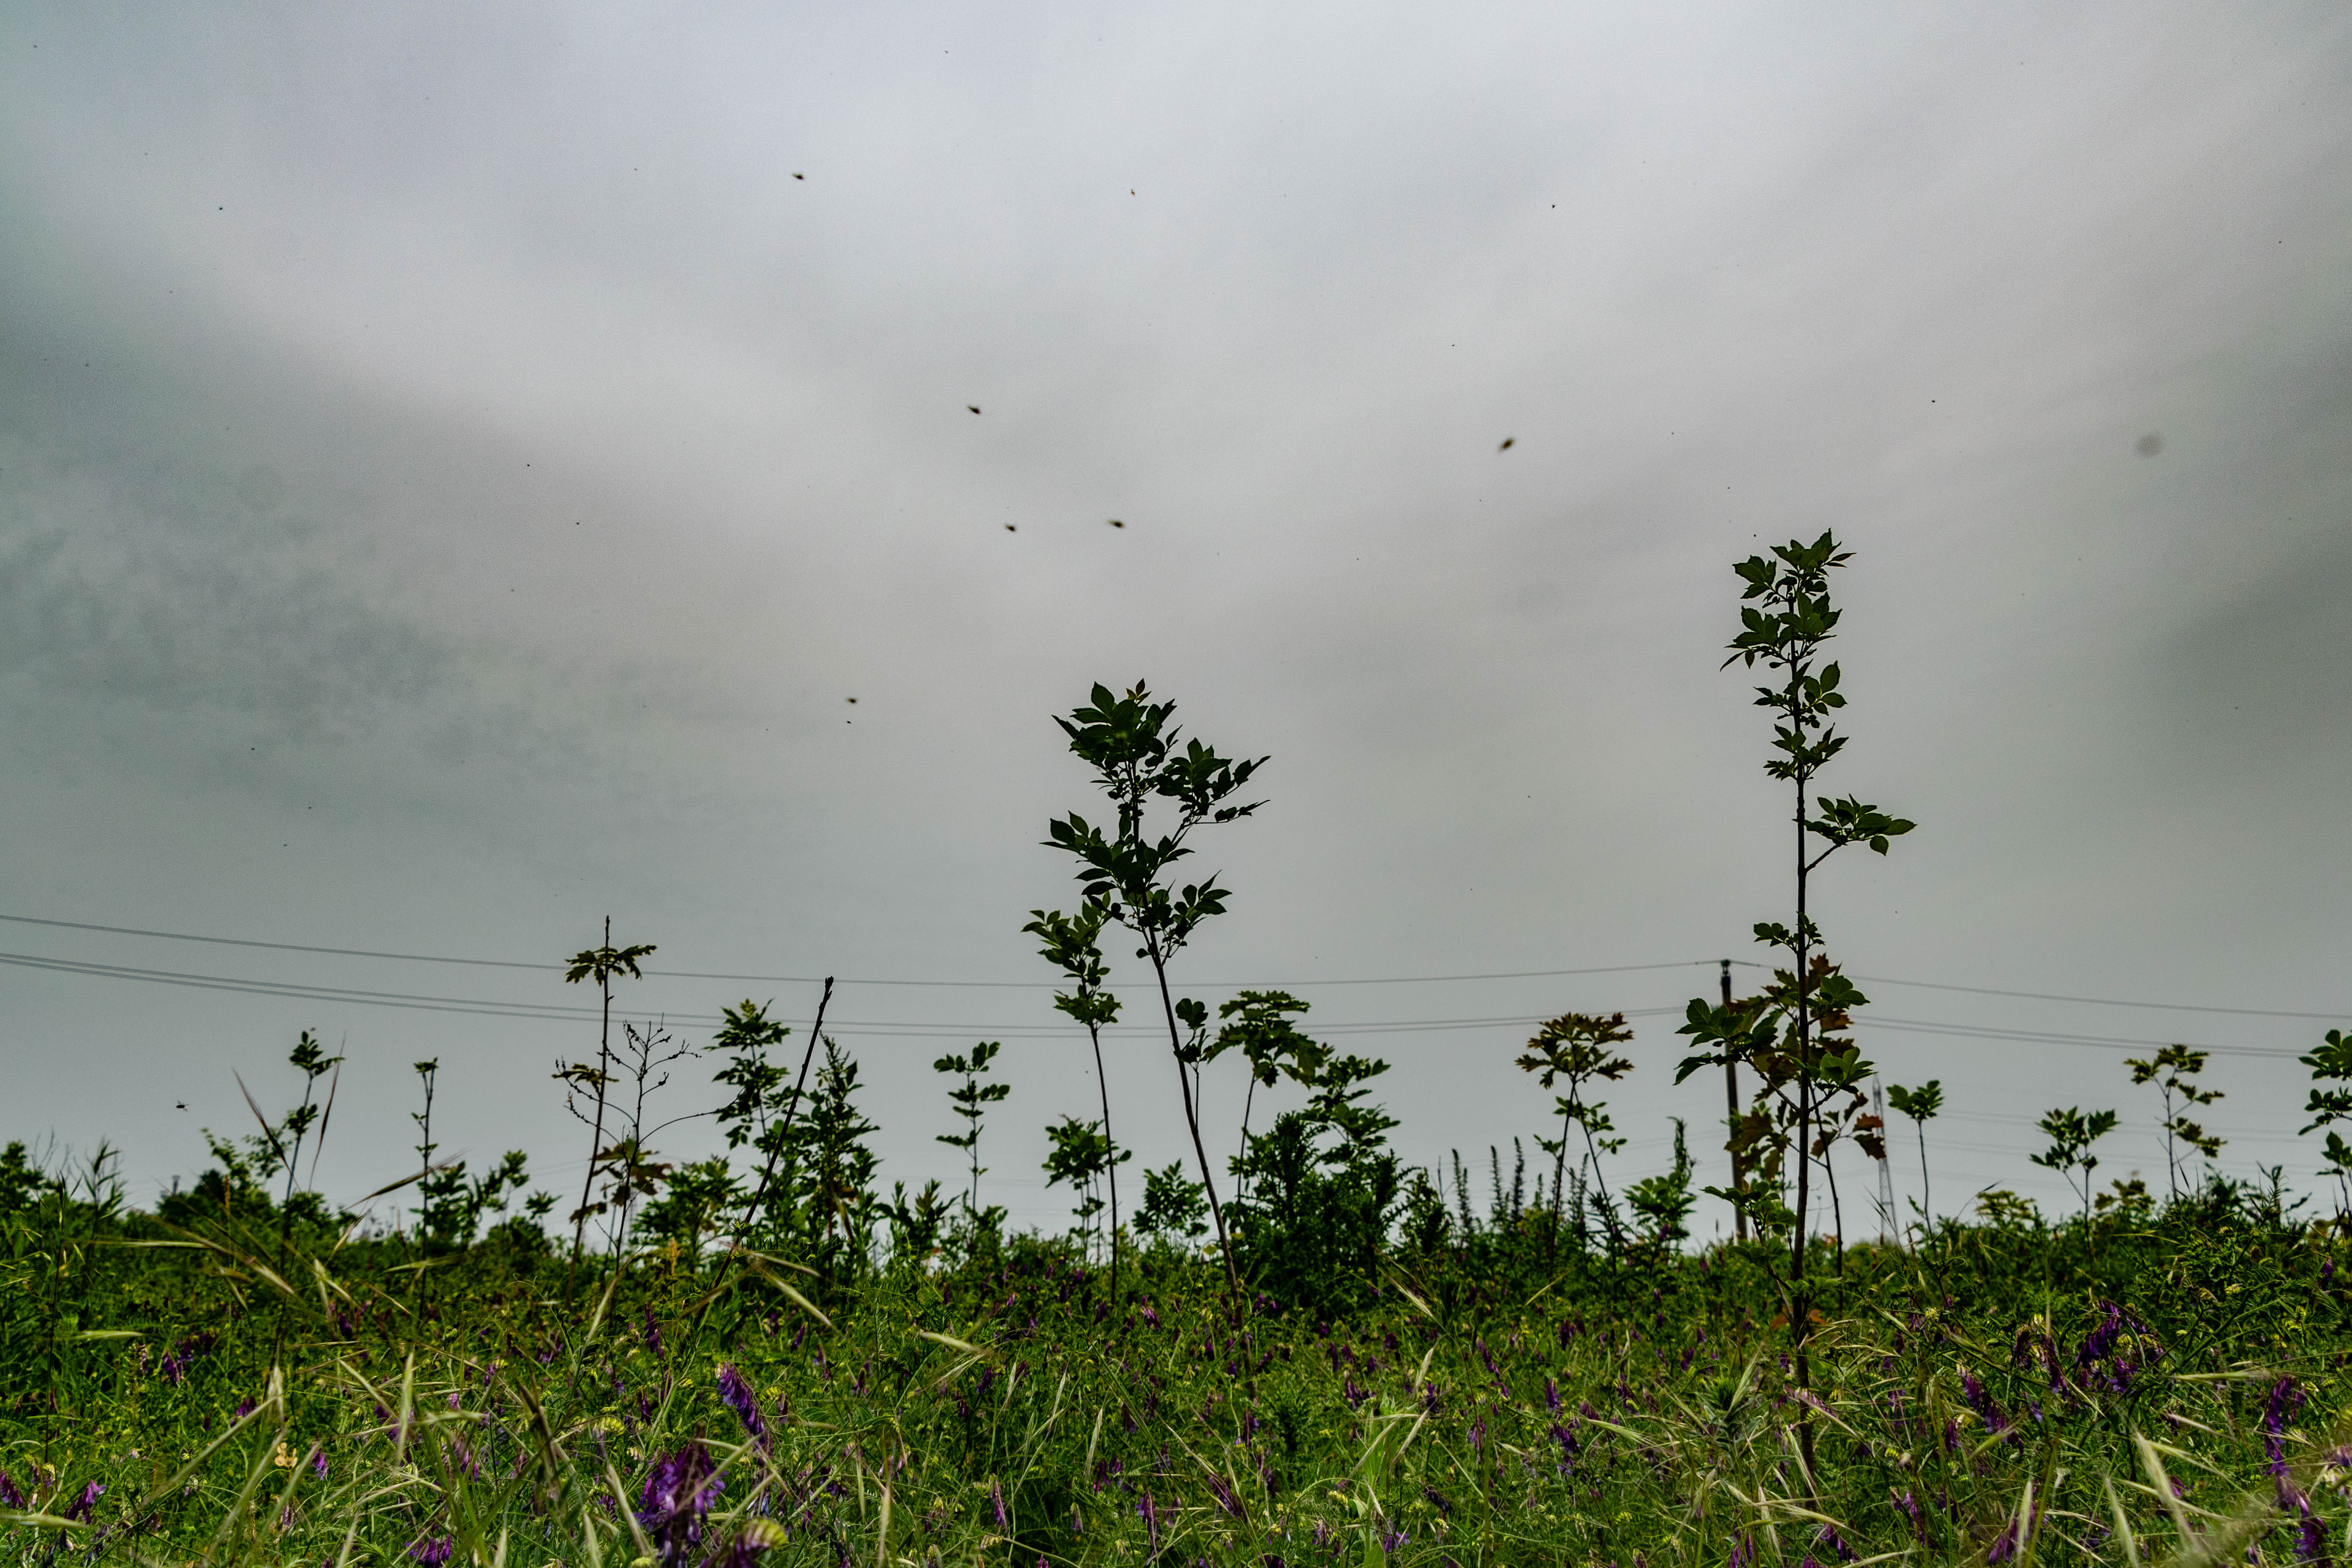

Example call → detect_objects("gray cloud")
0 1 2346 1228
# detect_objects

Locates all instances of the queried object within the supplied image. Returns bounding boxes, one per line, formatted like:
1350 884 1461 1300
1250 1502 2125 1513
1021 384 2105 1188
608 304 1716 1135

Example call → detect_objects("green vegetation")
3 538 2347 1567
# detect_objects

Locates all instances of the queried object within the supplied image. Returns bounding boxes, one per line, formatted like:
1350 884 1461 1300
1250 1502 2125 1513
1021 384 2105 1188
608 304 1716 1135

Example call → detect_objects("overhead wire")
0 914 2336 1056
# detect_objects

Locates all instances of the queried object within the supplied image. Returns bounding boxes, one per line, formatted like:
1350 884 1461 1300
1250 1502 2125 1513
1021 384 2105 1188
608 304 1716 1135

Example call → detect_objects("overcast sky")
1 2 2346 1239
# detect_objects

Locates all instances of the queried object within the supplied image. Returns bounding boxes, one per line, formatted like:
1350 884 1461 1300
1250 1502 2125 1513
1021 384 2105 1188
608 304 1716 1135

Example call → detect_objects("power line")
0 949 1680 1039
1729 956 2344 1022
1 909 2339 1031
0 913 1711 990
1857 1015 2302 1060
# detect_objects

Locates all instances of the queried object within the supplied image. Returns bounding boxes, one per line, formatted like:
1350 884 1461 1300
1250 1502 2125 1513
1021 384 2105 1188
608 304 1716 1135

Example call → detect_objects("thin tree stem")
1089 1021 1119 1303
1146 939 1239 1301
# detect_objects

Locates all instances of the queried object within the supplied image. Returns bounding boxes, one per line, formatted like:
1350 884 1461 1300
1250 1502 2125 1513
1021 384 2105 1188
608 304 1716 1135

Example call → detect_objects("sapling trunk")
1577 1097 1625 1261
1915 1123 1930 1241
1721 960 1746 1243
569 917 615 1289
1147 938 1239 1300
1550 1110 1571 1261
1790 764 1818 1485
1090 1022 1120 1299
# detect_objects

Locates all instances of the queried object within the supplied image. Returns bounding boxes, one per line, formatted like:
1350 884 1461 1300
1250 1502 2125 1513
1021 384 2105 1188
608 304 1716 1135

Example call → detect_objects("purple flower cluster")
718 1363 766 1445
1959 1371 2017 1445
1138 1491 1161 1559
406 1535 453 1566
2071 1301 2157 1395
640 1441 724 1566
2264 1376 2308 1474
155 1331 219 1386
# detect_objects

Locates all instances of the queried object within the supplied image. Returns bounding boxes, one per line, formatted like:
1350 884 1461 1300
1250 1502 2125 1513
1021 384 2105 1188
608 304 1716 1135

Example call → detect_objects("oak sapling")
2124 1044 2224 1200
409 1061 533 1258
1515 1012 1635 1259
2031 1106 2119 1220
1670 531 1912 1483
1204 991 1327 1204
1135 1161 1210 1246
1042 680 1265 1298
710 999 793 1245
1886 1079 1942 1236
1042 1115 1128 1261
2299 1028 2352 1215
1624 1118 1698 1256
932 1040 1010 1232
1026 905 1124 1296
557 920 656 1282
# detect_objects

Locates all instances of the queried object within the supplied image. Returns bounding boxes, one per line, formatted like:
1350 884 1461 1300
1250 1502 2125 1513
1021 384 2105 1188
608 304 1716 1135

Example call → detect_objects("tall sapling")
1042 681 1265 1298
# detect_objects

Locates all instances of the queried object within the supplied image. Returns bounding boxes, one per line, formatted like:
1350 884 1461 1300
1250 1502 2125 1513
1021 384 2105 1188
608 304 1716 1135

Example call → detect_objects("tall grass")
3 1141 2344 1568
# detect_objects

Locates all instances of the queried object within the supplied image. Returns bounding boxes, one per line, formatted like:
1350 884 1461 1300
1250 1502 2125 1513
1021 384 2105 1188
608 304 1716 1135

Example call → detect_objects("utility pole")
1871 1077 1898 1245
1721 959 1747 1242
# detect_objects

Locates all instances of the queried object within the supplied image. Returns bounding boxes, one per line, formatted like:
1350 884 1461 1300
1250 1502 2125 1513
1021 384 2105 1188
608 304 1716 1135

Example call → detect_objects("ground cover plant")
4 542 2349 1568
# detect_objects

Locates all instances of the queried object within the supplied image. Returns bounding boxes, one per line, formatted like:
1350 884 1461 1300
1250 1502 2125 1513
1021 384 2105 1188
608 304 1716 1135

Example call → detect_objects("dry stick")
747 976 835 1237
1144 934 1240 1304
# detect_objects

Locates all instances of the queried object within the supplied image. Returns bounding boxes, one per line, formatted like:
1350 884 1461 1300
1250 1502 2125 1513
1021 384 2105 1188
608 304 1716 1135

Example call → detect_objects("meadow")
3 534 2346 1567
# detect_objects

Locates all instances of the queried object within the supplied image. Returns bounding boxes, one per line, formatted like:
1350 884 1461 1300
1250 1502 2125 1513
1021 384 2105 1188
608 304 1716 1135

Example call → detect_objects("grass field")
2 1142 2342 1568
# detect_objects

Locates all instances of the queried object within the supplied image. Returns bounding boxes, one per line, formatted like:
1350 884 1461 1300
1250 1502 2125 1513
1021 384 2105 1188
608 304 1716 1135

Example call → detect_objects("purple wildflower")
63 1481 102 1522
718 1364 766 1444
235 1398 257 1419
407 1535 454 1567
1987 1518 2019 1565
992 1479 1009 1533
2265 1377 2308 1468
1817 1524 1855 1563
312 1448 329 1479
1342 1377 1370 1412
1140 1492 1161 1559
1548 1422 1582 1470
1544 1378 1562 1415
1728 1534 1756 1568
641 1308 663 1357
1208 1473 1242 1520
1380 1526 1408 1554
2077 1302 2124 1368
0 1471 21 1508
639 1441 723 1565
